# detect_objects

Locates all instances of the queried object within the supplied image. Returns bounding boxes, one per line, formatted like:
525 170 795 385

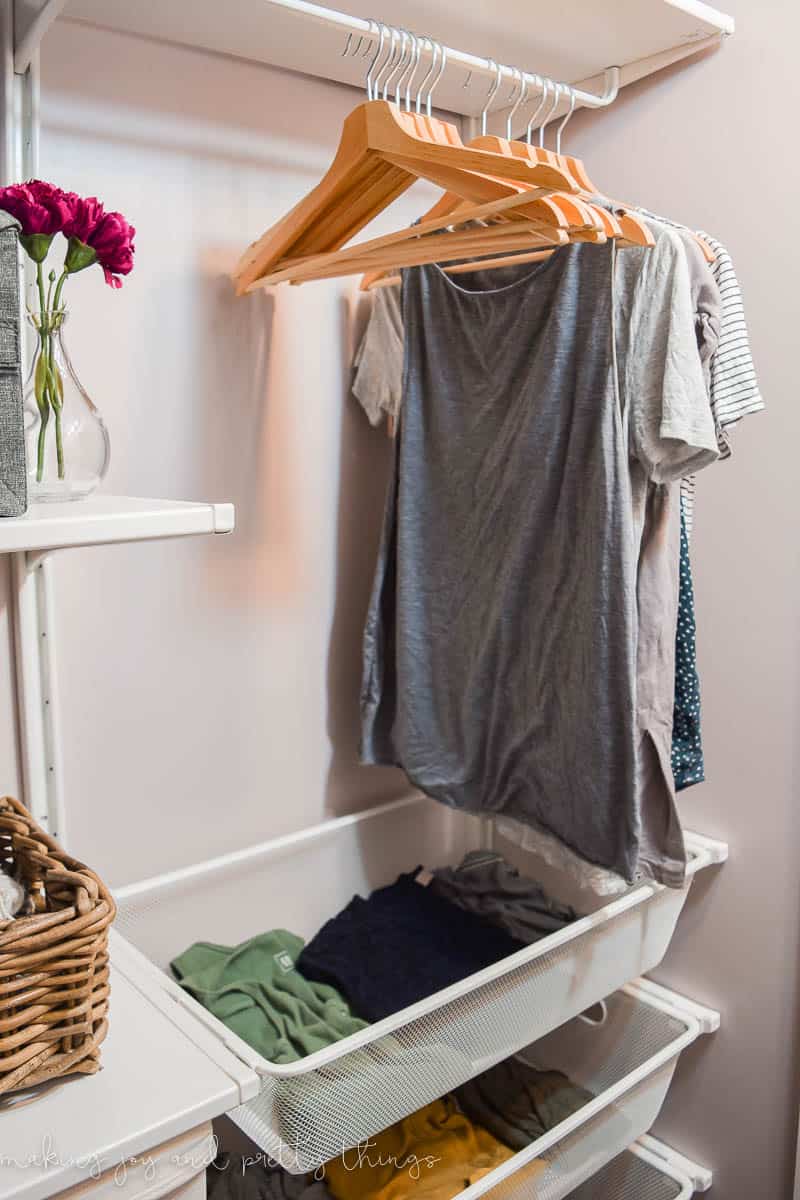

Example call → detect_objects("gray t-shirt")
358 235 717 887
352 284 403 427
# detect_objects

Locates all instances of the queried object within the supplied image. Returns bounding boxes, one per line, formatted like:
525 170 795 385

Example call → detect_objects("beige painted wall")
0 4 795 1195
28 20 428 885
565 3 800 1195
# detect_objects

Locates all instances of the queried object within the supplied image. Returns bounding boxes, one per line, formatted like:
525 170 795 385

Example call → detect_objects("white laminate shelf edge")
0 950 251 1200
56 0 734 120
0 496 235 555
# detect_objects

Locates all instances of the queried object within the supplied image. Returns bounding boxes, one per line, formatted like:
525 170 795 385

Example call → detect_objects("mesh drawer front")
491 1064 677 1200
231 985 694 1174
228 898 683 1169
568 1150 687 1199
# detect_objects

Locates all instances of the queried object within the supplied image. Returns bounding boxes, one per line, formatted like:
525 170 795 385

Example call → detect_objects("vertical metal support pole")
0 2 13 182
2 0 64 839
11 553 65 838
20 43 38 179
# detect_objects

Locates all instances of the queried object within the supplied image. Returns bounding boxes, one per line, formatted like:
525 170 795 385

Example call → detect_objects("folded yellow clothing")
323 1096 542 1200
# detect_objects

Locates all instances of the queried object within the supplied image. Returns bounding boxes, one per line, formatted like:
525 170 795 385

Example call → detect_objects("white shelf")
0 495 235 554
0 936 255 1200
57 0 734 117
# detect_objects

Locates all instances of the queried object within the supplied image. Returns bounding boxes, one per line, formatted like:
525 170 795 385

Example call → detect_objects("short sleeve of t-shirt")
616 228 719 484
697 230 764 448
352 284 403 426
676 229 721 386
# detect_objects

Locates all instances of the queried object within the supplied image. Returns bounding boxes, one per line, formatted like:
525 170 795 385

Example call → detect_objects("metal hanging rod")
258 0 620 114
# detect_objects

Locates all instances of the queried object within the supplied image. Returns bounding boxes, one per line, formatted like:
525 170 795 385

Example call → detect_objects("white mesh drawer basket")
425 979 718 1200
565 1135 712 1200
112 795 726 1172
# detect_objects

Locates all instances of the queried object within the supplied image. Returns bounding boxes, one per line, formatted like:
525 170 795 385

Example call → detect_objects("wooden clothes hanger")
233 98 583 294
408 71 610 246
256 193 570 288
355 71 635 293
354 68 725 291
234 35 706 294
234 29 610 293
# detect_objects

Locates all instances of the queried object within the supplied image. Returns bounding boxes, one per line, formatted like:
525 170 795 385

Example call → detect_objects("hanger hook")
525 76 547 145
505 67 521 111
415 38 437 114
371 24 395 100
405 32 423 110
392 30 411 106
539 78 561 148
506 68 528 139
398 30 421 110
426 40 447 117
377 27 398 100
480 59 502 136
386 29 409 103
555 85 576 154
365 21 385 100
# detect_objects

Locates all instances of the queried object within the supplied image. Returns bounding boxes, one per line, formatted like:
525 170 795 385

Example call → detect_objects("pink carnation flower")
86 209 136 289
62 194 106 244
0 179 71 236
0 178 136 287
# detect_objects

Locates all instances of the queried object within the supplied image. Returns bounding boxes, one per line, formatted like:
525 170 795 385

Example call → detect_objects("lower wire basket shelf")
565 1136 712 1200
433 979 717 1200
113 796 726 1172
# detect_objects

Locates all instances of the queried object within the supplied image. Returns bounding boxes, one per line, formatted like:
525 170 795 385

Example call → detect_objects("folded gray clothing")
431 851 576 944
207 1157 332 1200
455 1058 593 1150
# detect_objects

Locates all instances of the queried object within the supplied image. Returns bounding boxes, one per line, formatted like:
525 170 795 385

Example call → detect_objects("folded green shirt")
171 929 368 1063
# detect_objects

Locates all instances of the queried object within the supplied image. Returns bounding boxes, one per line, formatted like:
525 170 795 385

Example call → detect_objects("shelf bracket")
26 548 52 571
637 1134 713 1192
14 0 65 75
10 550 66 839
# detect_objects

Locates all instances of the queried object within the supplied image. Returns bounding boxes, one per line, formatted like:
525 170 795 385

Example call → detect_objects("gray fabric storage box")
0 209 25 516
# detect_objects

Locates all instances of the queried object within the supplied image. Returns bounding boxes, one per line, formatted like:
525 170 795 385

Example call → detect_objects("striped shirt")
682 233 763 537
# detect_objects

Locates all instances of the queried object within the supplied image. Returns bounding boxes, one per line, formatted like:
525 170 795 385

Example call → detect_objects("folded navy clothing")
296 870 526 1022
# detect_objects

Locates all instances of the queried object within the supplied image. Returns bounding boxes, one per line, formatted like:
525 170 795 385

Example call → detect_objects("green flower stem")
34 337 50 483
32 267 69 483
35 404 49 483
50 274 68 479
54 408 64 478
52 270 68 315
49 352 65 480
34 264 51 484
36 262 47 319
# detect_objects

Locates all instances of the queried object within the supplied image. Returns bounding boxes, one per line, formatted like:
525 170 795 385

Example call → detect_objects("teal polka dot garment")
671 498 704 790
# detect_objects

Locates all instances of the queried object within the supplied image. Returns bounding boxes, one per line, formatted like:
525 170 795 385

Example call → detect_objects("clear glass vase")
23 310 110 502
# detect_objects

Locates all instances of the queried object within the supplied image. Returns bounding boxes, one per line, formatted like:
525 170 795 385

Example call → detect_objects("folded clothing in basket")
430 851 576 943
321 1095 526 1200
454 1058 593 1150
171 929 367 1063
0 869 25 921
296 871 526 1022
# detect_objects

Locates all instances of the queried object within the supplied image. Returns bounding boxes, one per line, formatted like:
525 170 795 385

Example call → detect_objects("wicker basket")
0 795 115 1094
